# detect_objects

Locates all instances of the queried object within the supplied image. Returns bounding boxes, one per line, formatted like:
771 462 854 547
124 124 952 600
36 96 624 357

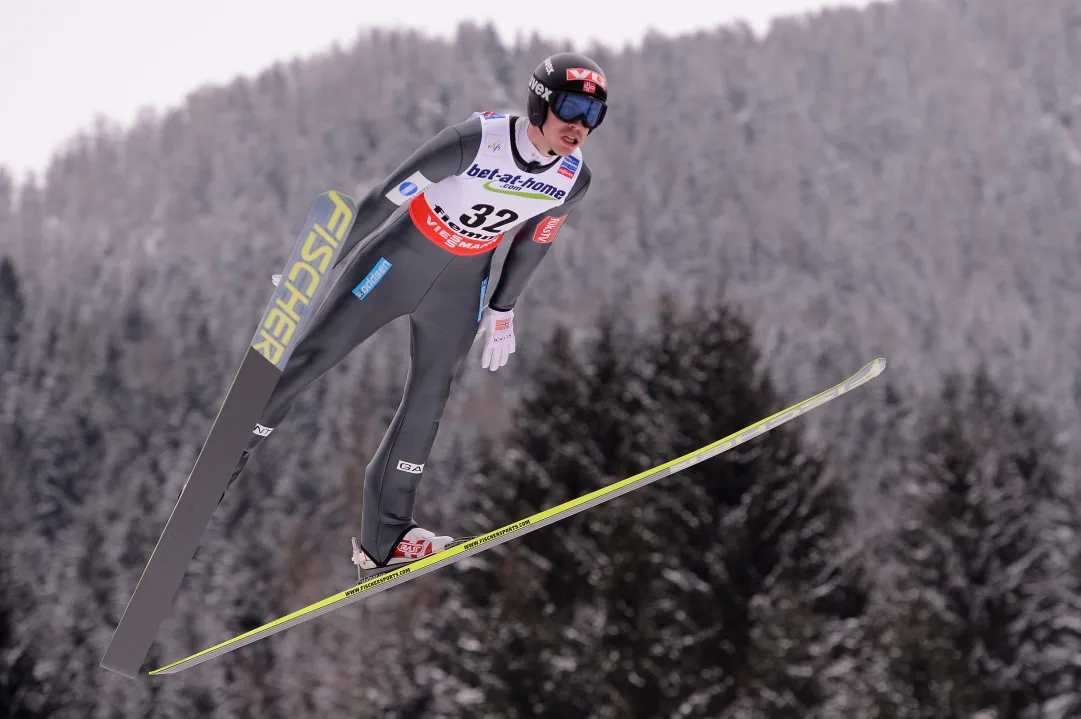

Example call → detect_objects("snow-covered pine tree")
872 368 1081 718
405 295 867 718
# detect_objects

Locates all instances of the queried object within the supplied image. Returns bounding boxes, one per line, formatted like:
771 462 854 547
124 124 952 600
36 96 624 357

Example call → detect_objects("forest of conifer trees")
2 0 1081 716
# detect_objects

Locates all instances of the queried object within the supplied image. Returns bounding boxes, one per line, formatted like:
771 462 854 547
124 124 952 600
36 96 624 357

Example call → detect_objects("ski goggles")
550 91 607 129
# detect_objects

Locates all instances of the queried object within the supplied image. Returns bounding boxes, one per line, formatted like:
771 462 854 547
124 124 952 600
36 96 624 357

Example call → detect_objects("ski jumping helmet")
527 52 608 133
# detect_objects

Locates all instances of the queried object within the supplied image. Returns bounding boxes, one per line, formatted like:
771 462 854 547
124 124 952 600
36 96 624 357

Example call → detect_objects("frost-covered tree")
408 296 867 718
1 0 1081 714
869 369 1081 718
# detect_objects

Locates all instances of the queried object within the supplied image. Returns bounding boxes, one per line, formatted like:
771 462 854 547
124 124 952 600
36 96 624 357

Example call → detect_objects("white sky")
0 0 875 181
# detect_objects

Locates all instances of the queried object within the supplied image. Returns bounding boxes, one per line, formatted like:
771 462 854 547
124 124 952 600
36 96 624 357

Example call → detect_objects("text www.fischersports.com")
347 565 412 595
462 519 531 551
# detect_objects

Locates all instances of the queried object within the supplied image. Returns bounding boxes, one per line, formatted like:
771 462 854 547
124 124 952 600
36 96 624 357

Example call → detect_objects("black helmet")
526 52 608 133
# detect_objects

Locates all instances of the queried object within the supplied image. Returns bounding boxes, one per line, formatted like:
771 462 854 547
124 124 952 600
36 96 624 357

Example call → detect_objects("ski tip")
870 357 887 377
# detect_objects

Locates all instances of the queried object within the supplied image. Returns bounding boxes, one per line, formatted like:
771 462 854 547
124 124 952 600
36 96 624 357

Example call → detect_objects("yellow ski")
151 357 887 675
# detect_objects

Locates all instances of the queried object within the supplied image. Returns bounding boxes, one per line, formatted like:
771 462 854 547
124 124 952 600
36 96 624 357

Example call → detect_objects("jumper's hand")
480 308 515 372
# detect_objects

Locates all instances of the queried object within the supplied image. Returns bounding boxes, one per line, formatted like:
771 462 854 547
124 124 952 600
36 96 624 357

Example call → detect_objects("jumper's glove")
271 274 281 286
480 308 515 372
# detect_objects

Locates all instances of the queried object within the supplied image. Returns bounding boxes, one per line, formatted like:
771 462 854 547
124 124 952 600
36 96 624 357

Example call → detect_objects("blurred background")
2 0 1080 716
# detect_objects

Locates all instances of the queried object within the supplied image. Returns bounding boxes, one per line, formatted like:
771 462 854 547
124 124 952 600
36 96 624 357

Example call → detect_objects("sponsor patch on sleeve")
532 216 567 244
385 171 432 205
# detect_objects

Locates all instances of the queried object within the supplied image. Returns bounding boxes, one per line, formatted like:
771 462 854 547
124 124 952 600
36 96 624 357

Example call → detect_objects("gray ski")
100 190 357 678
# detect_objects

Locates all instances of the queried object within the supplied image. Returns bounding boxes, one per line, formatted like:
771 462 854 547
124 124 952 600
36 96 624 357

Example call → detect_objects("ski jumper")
227 112 592 564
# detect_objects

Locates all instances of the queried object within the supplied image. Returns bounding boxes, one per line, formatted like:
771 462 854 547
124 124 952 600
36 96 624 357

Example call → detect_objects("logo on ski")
251 191 355 370
345 566 411 596
462 519 531 551
396 460 425 474
253 424 273 437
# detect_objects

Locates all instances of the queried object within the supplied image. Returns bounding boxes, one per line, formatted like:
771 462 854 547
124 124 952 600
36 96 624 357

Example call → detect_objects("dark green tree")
0 554 62 719
0 257 23 371
408 295 866 718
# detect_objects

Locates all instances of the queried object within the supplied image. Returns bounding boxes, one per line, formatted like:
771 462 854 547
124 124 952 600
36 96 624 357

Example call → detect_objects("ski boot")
350 528 468 580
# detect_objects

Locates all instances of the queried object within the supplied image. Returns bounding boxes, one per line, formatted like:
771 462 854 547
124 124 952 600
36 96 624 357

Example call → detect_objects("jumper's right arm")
334 118 483 267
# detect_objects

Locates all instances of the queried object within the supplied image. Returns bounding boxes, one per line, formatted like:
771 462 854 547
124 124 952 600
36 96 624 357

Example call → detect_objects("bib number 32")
460 204 519 233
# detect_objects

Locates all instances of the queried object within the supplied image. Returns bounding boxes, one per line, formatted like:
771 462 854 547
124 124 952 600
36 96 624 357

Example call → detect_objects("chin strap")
520 118 559 163
538 121 559 156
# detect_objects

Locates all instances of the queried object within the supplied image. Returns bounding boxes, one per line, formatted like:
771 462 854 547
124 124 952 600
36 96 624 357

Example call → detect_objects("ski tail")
149 357 887 676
